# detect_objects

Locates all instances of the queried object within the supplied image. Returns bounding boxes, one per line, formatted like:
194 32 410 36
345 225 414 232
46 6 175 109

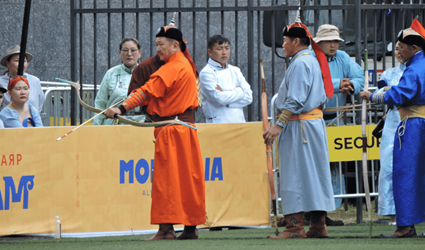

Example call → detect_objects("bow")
55 78 197 130
361 50 372 238
259 59 279 236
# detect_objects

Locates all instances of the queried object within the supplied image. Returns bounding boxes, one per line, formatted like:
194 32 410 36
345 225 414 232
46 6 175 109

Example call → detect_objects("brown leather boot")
306 211 328 238
268 212 306 239
141 223 176 241
177 225 199 240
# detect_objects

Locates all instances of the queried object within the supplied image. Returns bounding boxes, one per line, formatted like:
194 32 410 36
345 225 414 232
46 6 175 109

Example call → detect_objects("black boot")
325 215 344 226
304 212 311 226
380 225 417 238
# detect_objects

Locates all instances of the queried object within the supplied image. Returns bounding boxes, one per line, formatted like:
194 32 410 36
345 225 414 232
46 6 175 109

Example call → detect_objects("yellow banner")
0 123 270 236
327 125 380 162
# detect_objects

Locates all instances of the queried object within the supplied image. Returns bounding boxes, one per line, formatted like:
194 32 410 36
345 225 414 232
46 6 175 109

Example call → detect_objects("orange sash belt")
290 108 323 121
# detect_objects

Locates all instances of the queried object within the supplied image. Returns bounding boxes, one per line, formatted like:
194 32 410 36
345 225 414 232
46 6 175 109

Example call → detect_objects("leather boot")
177 225 199 240
306 211 328 238
379 225 417 238
325 213 344 226
141 223 176 241
304 212 311 226
268 212 306 239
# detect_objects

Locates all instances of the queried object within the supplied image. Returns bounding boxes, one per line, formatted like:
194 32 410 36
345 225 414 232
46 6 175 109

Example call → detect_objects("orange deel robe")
123 52 206 226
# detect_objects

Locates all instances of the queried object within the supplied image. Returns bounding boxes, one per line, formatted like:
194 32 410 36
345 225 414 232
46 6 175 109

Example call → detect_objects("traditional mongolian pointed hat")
156 13 187 53
283 8 334 99
397 17 425 48
157 13 202 106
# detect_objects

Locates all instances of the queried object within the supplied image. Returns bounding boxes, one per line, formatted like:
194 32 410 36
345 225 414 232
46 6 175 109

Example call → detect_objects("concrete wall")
0 0 71 81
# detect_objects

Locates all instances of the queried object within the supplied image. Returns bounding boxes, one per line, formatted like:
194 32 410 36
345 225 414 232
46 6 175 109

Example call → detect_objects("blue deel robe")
371 51 425 226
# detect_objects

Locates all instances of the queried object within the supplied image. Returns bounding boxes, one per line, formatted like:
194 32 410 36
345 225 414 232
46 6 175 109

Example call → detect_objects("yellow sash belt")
397 105 425 150
290 108 323 121
398 105 425 120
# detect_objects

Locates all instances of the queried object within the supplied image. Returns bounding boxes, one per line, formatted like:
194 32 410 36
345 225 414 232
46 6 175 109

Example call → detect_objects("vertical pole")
193 0 196 62
79 0 84 124
17 0 32 76
136 0 139 40
122 0 125 39
70 0 76 125
150 0 153 57
247 0 254 121
392 7 397 67
207 0 210 63
235 0 238 65
355 0 363 224
108 0 111 69
271 6 275 95
314 0 319 35
383 8 386 72
257 0 261 120
221 0 224 34
94 1 97 98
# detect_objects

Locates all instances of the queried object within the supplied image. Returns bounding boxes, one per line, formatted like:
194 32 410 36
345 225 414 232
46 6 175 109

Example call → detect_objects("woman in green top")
94 38 145 125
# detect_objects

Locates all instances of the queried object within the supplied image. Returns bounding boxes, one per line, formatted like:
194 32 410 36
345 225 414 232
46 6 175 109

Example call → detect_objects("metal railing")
69 0 425 125
41 81 97 126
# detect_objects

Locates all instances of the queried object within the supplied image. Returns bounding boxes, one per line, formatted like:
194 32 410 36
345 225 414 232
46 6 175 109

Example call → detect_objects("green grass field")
1 223 424 250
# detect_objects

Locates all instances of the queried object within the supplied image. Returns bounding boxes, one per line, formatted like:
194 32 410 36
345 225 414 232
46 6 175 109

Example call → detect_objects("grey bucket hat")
1 45 33 67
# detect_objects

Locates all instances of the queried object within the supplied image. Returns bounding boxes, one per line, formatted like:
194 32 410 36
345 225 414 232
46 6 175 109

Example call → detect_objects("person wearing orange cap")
361 19 425 238
104 25 205 240
0 76 43 128
263 14 335 239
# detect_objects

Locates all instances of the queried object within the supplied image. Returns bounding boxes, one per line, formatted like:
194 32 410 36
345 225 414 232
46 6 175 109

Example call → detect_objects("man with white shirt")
199 35 253 123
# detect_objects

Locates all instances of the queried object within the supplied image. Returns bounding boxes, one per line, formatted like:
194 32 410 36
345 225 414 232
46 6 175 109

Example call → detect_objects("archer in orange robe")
121 51 206 226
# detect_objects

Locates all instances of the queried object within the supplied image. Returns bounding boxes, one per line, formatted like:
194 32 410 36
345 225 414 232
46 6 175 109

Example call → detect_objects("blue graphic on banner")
120 159 154 184
120 157 224 184
0 176 35 210
204 157 223 181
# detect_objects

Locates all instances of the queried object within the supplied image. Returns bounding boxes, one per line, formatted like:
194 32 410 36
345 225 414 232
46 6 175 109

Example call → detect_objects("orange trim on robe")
123 52 206 226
